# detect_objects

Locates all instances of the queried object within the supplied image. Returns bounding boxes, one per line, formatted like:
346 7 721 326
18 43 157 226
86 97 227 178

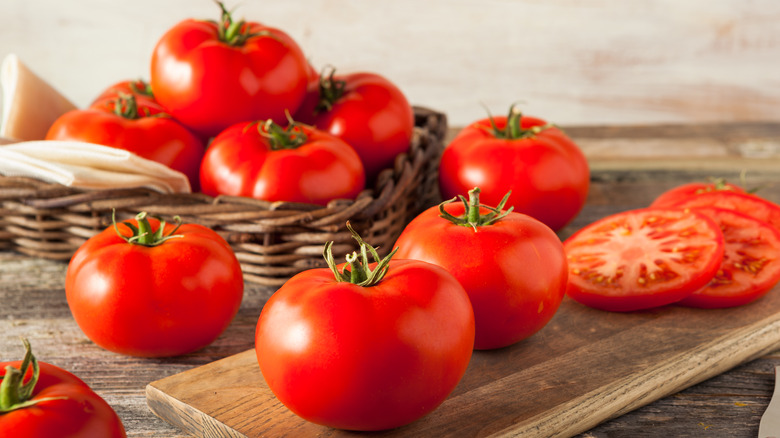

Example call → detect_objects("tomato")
294 68 414 182
564 208 724 312
91 79 156 107
662 190 780 231
439 105 590 231
199 119 365 205
675 207 780 308
150 3 309 138
0 339 126 437
45 93 206 191
65 212 244 357
255 224 474 431
650 179 746 208
394 188 567 349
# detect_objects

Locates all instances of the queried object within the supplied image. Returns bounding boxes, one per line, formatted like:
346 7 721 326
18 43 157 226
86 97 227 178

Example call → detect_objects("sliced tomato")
676 207 780 308
564 208 724 312
650 180 745 208
664 191 780 231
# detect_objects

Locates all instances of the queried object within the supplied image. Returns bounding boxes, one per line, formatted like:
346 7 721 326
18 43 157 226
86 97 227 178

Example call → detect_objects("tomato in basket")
90 79 156 108
65 212 244 357
199 118 365 205
294 68 414 182
255 223 474 431
439 104 590 231
676 207 780 308
0 339 127 437
394 188 567 349
150 2 309 138
45 93 205 191
564 208 725 312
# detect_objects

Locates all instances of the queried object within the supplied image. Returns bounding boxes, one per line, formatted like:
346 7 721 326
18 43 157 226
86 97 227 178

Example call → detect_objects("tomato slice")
676 207 780 308
665 191 780 231
564 208 724 312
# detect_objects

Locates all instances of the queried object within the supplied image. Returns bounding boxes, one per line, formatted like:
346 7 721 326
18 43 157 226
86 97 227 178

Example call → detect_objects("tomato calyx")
439 187 513 231
0 338 66 413
212 1 272 46
252 118 309 150
486 103 553 140
314 66 347 114
324 222 399 287
113 210 183 247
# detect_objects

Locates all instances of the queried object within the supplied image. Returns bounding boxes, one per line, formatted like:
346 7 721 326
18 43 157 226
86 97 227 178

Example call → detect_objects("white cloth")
0 140 191 193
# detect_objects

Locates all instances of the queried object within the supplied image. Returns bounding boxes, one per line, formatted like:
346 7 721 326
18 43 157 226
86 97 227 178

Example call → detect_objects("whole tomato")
255 224 475 431
91 79 156 107
650 178 746 208
199 119 365 205
45 93 206 191
394 188 567 349
0 339 126 437
294 68 414 182
65 212 244 357
439 105 590 231
150 2 309 137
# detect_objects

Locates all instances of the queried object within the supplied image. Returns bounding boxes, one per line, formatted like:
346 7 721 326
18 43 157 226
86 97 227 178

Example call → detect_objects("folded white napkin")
1 53 77 141
0 140 191 193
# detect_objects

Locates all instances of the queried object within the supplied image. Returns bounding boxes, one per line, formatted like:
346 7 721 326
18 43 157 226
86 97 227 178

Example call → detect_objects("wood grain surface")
2 124 780 437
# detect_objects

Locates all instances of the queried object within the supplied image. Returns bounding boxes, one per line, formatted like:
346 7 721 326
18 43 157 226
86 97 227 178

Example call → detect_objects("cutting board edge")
146 379 249 438
492 309 780 438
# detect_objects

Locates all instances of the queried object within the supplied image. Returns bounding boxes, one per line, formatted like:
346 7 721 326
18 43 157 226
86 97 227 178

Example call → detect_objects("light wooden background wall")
1 0 779 128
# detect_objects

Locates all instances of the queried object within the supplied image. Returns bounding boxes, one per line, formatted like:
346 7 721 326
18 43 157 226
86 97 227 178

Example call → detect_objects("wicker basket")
0 106 447 286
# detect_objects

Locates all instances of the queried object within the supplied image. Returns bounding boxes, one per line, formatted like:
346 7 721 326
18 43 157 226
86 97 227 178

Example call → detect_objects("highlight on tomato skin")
563 207 725 312
676 207 780 309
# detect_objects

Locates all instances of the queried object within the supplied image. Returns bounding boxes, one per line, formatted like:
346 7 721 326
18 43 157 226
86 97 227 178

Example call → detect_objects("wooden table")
2 123 780 437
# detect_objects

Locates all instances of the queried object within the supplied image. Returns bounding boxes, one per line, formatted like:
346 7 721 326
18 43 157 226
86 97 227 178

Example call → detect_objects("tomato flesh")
564 208 724 311
678 207 780 308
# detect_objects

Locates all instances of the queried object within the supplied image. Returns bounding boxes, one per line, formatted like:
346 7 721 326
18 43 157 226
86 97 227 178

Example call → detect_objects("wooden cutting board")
145 163 780 437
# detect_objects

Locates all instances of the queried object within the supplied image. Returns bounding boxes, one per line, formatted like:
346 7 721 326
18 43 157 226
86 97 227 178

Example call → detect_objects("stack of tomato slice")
564 180 780 311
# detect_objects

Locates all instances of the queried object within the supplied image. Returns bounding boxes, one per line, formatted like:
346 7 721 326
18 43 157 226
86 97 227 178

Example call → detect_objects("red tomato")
199 119 365 205
0 339 126 437
294 68 414 182
662 190 780 231
439 105 590 231
255 225 474 431
150 3 309 137
394 188 567 350
676 207 780 308
91 79 156 107
45 94 206 191
66 212 244 357
564 208 725 312
650 179 746 208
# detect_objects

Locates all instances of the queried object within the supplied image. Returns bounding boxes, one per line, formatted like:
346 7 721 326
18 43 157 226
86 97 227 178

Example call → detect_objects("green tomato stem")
315 66 347 114
0 338 66 413
324 222 398 287
213 1 273 46
256 117 309 150
486 103 554 140
112 210 184 247
439 187 513 231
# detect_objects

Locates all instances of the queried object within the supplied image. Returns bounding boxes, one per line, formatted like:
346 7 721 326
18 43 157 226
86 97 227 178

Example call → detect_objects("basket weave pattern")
0 107 447 286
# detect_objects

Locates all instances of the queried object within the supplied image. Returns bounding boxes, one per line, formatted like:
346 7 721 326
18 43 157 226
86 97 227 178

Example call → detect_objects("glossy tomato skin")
394 203 567 350
255 260 475 431
45 101 206 191
0 361 126 437
564 208 725 312
150 18 309 138
296 72 414 182
66 218 244 357
650 181 746 208
439 116 589 231
199 122 365 205
677 207 780 309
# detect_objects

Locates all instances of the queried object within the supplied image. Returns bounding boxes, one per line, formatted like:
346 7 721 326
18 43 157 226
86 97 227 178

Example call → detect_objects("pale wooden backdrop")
1 0 779 128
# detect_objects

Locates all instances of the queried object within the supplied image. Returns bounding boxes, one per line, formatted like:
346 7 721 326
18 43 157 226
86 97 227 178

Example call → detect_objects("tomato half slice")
666 191 780 231
564 208 724 312
676 207 780 308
